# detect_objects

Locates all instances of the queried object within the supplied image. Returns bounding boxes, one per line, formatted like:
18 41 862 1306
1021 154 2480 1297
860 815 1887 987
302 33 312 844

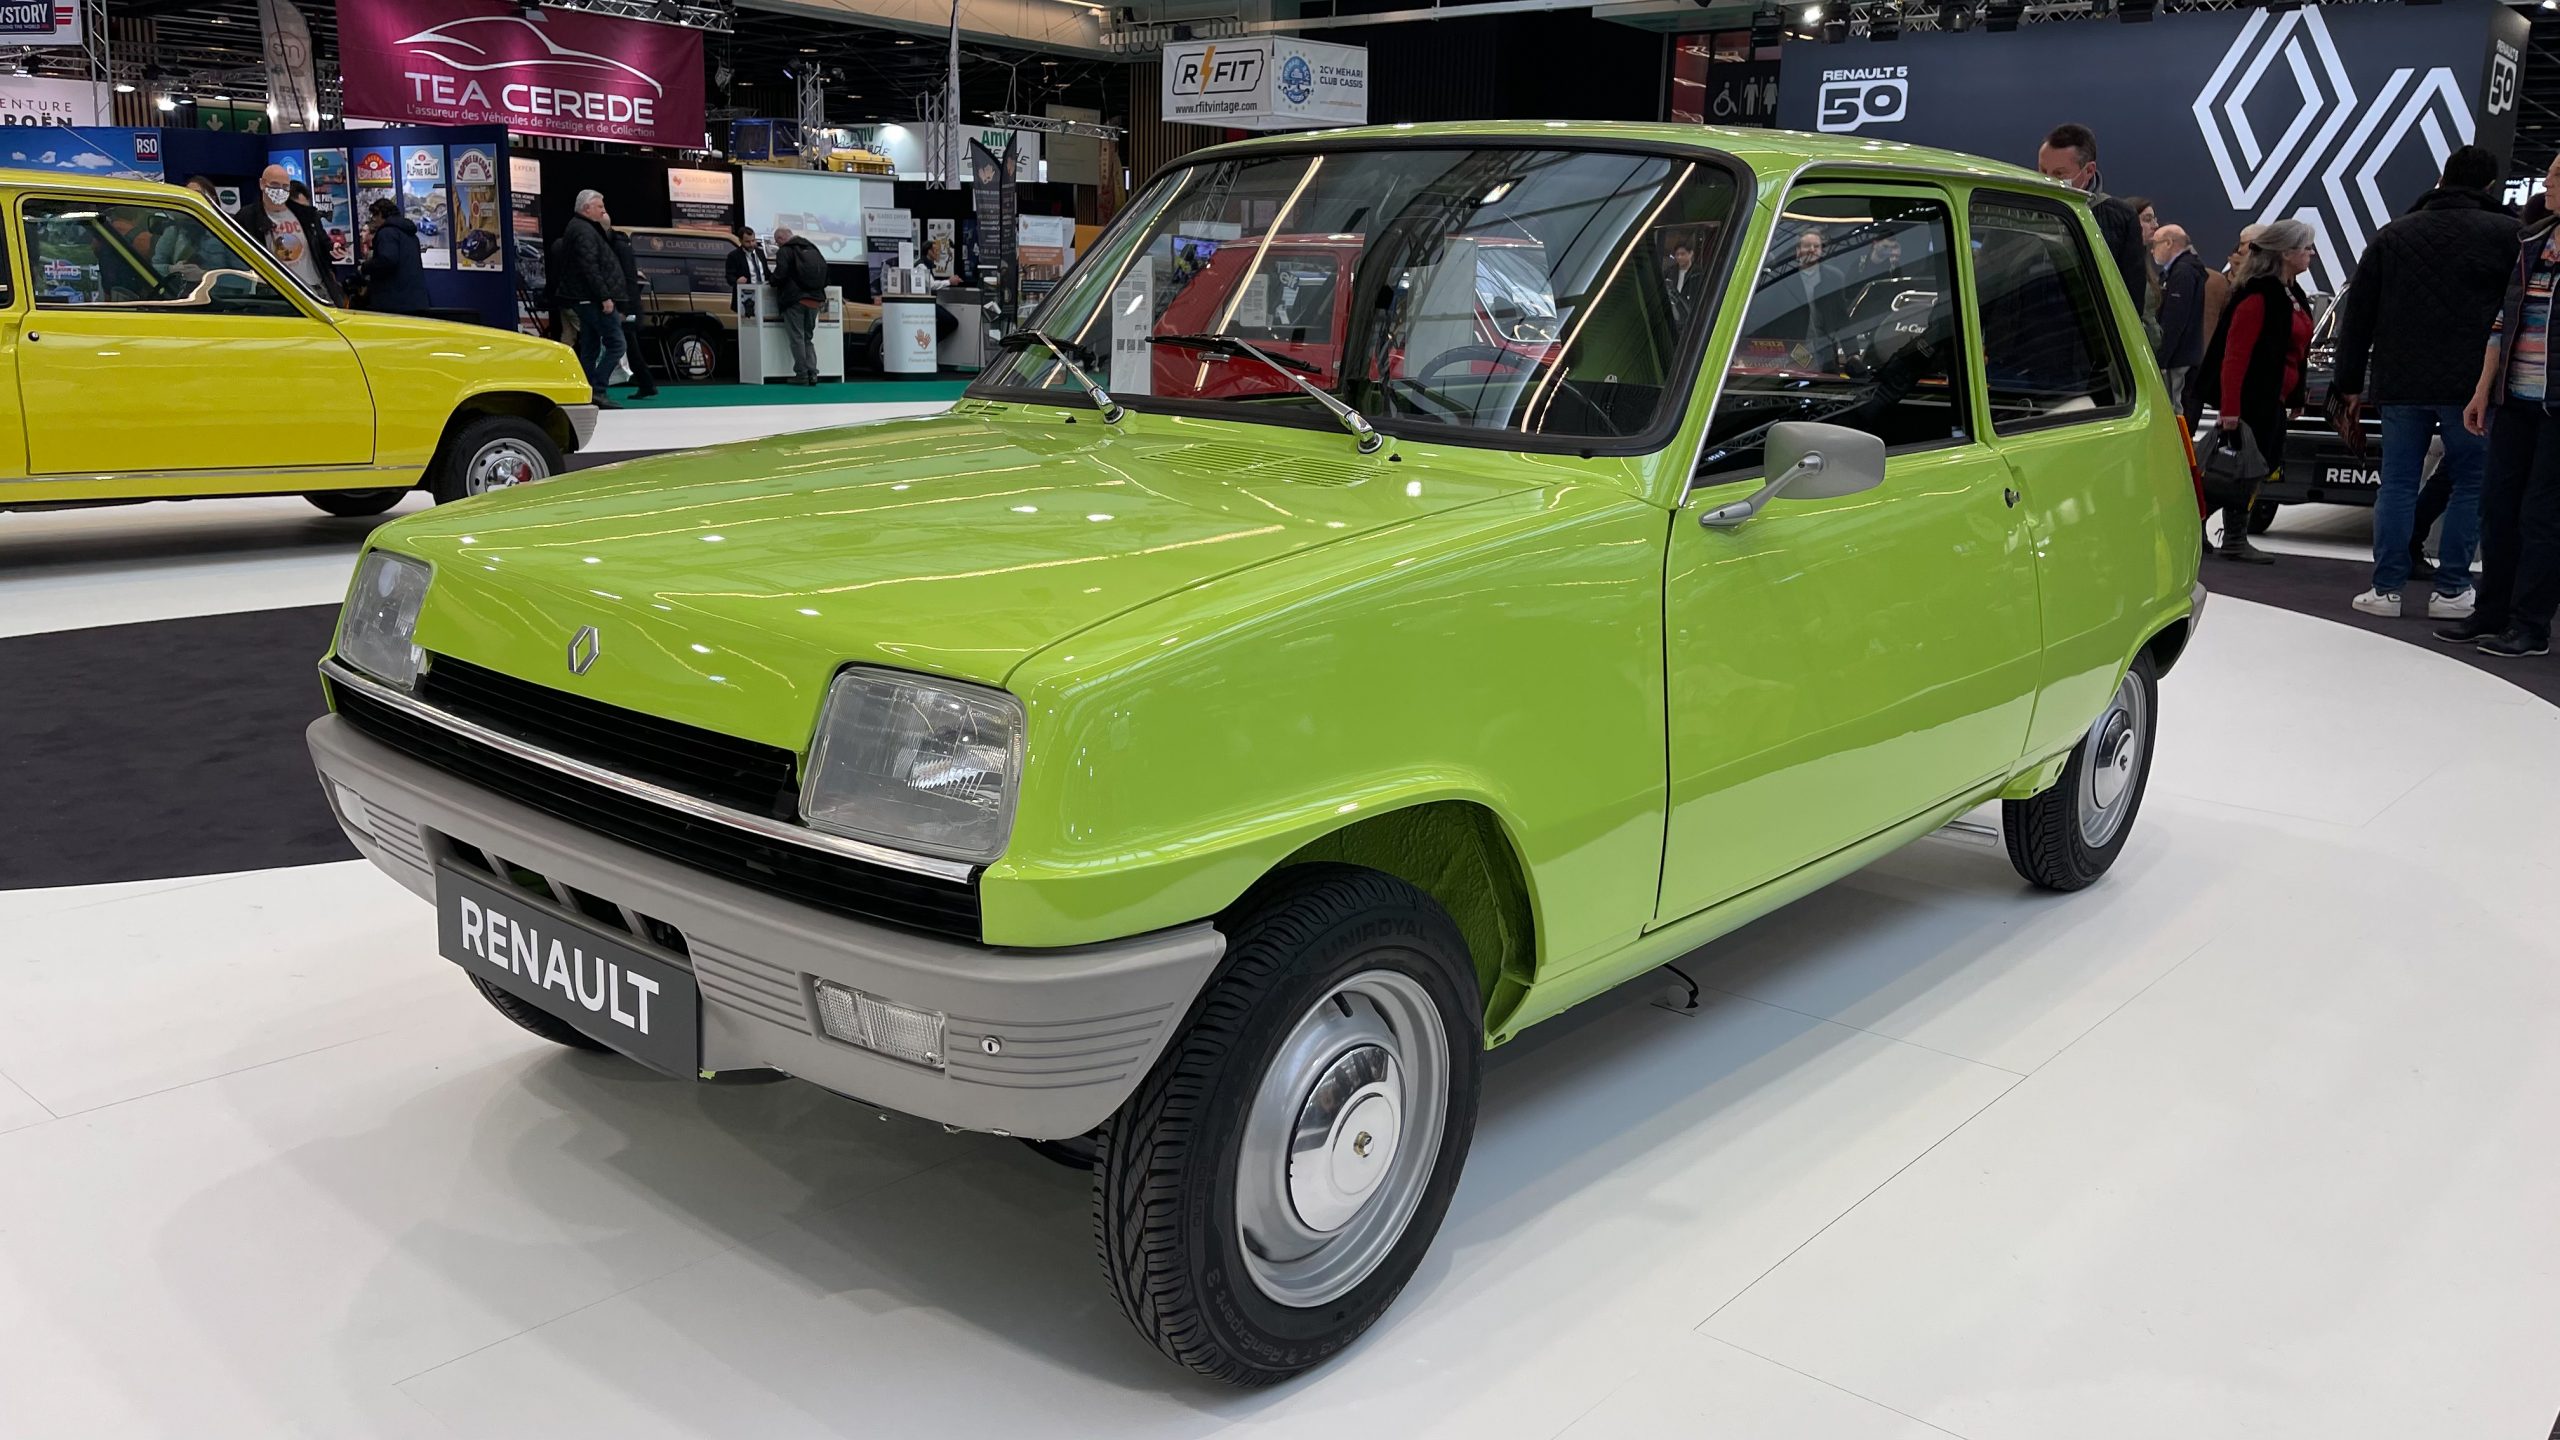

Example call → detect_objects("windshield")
971 145 1739 445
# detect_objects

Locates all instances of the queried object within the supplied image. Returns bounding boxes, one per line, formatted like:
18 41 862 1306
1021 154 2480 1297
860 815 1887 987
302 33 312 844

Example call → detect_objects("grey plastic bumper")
563 403 601 452
307 713 1224 1139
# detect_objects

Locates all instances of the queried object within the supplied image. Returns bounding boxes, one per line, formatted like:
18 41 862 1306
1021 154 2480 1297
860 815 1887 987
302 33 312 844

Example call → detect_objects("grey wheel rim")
465 437 548 496
1235 969 1449 1308
2077 671 2148 848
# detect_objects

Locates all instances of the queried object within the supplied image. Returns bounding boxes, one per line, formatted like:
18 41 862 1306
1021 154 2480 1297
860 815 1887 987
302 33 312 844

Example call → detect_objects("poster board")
449 143 501 270
307 147 354 263
398 144 450 269
668 168 735 232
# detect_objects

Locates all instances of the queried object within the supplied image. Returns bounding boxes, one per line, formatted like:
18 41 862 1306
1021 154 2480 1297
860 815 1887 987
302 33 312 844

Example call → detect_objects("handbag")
2198 425 2269 510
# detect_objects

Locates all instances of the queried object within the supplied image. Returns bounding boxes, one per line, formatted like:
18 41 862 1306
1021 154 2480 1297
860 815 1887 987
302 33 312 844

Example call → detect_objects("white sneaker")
2352 589 2403 618
2428 588 2478 620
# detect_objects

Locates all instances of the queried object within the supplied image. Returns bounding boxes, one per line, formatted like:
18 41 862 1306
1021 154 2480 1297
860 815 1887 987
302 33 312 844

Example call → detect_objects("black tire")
2004 653 2159 891
2247 499 2280 535
430 414 564 505
469 975 614 1054
667 321 722 382
1095 865 1481 1386
305 488 408 518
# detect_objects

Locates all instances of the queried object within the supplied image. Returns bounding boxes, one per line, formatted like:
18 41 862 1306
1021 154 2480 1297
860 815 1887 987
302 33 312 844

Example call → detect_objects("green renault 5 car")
307 121 2203 1383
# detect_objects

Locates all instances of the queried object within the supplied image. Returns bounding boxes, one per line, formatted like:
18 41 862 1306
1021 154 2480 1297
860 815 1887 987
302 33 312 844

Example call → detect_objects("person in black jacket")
607 221 658 400
2198 218 2318 565
724 225 770 308
2036 124 2150 315
771 226 830 385
2153 224 2209 402
238 162 347 306
2332 145 2516 620
358 199 431 315
551 190 628 407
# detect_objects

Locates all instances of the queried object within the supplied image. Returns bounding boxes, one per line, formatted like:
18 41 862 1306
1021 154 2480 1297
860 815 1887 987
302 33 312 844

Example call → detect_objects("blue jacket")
363 215 431 315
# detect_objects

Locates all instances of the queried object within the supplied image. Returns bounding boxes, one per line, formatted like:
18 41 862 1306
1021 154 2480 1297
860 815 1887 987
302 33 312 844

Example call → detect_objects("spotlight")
1822 15 1849 41
112 80 134 92
1750 0 1785 45
10 57 31 77
155 93 177 111
1801 3 1822 20
1870 2 1901 38
1938 0 1974 29
2117 0 2152 19
1984 0 2021 30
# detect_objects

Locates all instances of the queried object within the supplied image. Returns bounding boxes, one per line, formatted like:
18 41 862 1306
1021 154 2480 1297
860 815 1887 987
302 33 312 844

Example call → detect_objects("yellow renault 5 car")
0 169 596 518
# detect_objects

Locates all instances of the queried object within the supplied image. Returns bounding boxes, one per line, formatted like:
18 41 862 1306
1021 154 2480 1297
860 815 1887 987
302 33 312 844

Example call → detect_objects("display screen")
740 168 890 265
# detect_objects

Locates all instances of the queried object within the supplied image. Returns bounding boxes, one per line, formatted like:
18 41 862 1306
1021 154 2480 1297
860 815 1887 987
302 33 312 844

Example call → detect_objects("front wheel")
1095 865 1481 1385
430 415 563 505
2004 653 2159 891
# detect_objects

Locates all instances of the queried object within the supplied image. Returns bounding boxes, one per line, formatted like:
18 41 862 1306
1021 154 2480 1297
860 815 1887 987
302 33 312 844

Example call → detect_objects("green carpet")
611 379 973 408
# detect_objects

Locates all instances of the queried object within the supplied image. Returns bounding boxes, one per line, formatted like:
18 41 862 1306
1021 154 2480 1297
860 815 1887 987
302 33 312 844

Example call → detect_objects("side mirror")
1698 421 1889 529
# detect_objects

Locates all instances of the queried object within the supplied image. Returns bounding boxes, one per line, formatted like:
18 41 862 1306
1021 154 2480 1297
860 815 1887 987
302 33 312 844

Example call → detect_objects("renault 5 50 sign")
1161 37 1366 130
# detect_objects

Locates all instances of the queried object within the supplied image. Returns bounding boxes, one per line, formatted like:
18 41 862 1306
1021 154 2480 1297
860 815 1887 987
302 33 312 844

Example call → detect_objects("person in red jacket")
2195 217 2317 564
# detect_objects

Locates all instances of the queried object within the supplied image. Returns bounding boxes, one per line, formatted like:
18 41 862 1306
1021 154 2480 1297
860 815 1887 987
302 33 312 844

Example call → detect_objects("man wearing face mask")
237 163 346 305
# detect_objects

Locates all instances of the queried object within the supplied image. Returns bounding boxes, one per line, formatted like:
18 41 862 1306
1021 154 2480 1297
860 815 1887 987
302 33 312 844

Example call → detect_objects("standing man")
552 190 627 409
2333 144 2515 620
2153 224 2208 405
238 162 346 305
725 225 769 306
772 226 830 386
2035 124 2149 311
608 218 659 401
1662 236 1702 324
2453 152 2560 658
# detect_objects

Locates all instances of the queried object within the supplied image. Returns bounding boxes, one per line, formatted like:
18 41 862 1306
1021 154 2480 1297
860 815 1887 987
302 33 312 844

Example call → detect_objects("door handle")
23 331 38 342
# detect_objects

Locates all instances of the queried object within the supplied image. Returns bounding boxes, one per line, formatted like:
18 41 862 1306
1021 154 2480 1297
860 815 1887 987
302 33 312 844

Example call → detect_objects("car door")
1655 182 2043 924
1963 190 2163 762
13 191 372 485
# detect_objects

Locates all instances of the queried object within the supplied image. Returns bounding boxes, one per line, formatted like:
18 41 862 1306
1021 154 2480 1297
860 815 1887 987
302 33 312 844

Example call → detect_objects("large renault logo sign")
2193 9 2473 292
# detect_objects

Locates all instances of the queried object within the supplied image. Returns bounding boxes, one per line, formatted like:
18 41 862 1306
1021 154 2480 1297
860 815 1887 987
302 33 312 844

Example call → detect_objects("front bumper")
308 712 1224 1138
563 403 602 453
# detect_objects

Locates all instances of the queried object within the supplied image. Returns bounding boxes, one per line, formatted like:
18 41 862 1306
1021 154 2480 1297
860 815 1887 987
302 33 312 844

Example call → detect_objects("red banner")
336 0 703 149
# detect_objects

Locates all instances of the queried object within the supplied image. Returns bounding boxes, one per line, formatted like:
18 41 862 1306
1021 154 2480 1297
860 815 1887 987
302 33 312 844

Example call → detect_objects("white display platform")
878 298 938 374
2 582 2556 1436
735 282 847 384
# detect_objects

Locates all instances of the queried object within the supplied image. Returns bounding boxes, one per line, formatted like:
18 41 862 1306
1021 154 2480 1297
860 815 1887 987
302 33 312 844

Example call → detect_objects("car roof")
1180 121 2067 192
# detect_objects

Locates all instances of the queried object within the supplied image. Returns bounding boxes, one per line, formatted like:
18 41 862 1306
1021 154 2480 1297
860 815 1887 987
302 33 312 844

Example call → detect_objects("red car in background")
1149 232 1563 402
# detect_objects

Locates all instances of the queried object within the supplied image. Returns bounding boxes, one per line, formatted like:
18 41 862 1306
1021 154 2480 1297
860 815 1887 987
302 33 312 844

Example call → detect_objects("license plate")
437 865 700 1076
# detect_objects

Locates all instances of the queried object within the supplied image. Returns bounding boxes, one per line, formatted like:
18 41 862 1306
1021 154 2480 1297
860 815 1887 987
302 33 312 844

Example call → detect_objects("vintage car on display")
306 122 2203 1383
620 225 887 382
0 169 596 518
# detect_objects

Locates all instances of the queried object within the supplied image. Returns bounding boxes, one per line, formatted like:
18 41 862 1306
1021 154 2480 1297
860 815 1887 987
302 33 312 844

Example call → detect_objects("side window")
1697 192 1967 476
23 197 296 316
1969 193 2131 429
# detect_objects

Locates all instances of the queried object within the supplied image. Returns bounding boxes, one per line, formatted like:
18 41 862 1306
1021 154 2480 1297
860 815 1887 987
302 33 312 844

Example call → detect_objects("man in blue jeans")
2331 145 2517 618
550 189 629 410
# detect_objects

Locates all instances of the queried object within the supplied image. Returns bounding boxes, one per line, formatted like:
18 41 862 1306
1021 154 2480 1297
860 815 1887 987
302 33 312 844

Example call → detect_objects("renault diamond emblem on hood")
568 625 602 676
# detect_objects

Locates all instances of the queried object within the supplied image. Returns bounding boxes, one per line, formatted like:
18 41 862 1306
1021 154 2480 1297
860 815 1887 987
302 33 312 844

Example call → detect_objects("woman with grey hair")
2195 216 2317 564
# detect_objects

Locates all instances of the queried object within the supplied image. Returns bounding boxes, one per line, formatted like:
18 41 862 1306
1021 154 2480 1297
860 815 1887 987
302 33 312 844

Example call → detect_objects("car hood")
382 408 1541 751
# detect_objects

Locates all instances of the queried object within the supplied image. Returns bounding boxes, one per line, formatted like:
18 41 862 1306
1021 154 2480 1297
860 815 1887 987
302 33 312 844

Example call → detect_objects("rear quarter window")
1968 192 2133 432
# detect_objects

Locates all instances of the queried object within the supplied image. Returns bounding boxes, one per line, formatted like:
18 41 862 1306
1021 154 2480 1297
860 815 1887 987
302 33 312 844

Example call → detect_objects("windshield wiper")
1149 333 1384 455
996 329 1123 423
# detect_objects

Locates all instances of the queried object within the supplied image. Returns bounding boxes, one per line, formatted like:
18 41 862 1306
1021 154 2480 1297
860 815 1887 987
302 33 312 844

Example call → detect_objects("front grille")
419 655 802 820
330 680 982 940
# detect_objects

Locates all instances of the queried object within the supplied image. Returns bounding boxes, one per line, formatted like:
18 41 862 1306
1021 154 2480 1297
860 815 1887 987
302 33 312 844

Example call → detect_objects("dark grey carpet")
2203 549 2560 707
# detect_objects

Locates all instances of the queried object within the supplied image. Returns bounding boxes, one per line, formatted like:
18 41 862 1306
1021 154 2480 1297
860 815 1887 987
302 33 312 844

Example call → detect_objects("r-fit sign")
335 0 704 149
1161 37 1367 129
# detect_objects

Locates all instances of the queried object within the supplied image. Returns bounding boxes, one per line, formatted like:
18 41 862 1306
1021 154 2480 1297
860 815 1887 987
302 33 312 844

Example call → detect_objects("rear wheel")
2004 653 2158 891
2247 499 2280 535
430 415 563 505
305 488 407 518
1095 866 1480 1385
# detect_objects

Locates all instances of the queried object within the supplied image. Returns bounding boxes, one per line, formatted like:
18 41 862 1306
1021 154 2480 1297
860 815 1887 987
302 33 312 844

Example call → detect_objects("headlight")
800 669 1023 864
338 550 432 689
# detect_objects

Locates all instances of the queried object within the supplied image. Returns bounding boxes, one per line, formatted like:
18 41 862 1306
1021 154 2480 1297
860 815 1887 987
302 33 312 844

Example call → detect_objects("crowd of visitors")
2036 123 2557 660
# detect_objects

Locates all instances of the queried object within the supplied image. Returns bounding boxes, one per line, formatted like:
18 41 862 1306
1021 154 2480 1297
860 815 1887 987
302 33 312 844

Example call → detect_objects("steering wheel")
1412 344 1540 383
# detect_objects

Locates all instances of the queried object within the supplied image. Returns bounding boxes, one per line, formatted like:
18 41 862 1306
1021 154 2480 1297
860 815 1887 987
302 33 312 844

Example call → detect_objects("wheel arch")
1261 799 1539 1039
2141 607 2196 678
430 390 579 480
